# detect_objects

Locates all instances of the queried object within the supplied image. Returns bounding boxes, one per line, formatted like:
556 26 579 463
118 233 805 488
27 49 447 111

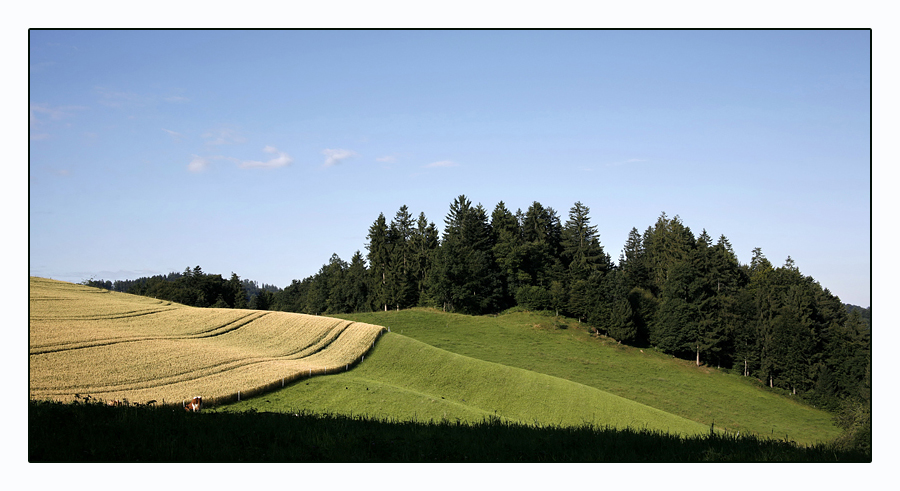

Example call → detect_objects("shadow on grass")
28 400 869 463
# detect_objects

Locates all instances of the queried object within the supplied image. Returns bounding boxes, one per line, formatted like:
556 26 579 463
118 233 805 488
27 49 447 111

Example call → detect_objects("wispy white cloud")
187 155 210 173
322 148 356 167
30 103 87 124
202 127 247 146
95 86 144 108
30 103 88 141
162 128 183 141
424 160 458 168
189 146 292 173
240 146 293 169
376 155 397 163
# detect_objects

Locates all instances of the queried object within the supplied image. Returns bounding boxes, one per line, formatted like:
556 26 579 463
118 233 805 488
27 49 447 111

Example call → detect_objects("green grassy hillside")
329 308 841 445
220 332 708 436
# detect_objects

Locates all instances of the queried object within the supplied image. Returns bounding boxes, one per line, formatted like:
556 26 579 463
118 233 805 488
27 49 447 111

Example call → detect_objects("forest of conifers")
86 195 870 412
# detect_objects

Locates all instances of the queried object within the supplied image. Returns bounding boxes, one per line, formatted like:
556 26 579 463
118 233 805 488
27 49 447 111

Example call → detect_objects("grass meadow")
331 308 842 445
219 332 709 436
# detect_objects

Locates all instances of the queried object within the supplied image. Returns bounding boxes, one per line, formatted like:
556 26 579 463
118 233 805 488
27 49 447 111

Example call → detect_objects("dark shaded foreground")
28 400 869 462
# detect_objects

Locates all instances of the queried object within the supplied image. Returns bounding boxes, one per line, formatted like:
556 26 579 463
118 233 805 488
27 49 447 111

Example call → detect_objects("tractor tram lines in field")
29 277 385 407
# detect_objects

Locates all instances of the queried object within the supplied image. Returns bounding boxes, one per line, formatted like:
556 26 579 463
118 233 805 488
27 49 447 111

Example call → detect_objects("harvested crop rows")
29 277 385 406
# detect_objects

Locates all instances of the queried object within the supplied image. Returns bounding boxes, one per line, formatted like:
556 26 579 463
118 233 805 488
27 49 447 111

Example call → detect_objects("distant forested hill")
85 267 281 310
844 304 871 331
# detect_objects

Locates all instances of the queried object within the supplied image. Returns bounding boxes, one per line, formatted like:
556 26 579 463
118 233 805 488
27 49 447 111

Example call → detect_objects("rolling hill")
221 332 709 436
330 308 843 445
29 277 841 444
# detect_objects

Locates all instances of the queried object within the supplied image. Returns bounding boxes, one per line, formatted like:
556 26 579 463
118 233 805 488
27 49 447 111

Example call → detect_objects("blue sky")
28 29 871 306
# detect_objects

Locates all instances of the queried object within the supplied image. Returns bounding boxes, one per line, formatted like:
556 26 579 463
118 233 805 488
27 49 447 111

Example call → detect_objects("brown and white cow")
183 396 203 412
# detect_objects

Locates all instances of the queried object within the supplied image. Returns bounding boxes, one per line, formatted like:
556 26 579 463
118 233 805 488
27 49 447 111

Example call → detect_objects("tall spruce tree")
432 195 501 314
558 201 612 321
617 227 653 344
302 264 328 314
642 213 695 296
703 235 746 368
690 230 715 366
366 213 392 312
324 253 349 314
411 212 439 306
562 201 609 280
746 247 778 385
490 201 522 309
388 205 417 310
653 260 700 356
228 272 248 309
345 251 370 313
642 213 697 354
619 227 648 292
516 202 564 309
603 269 639 344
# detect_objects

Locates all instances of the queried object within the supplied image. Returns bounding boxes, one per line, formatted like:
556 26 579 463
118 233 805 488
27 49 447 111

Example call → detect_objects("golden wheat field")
29 277 385 406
